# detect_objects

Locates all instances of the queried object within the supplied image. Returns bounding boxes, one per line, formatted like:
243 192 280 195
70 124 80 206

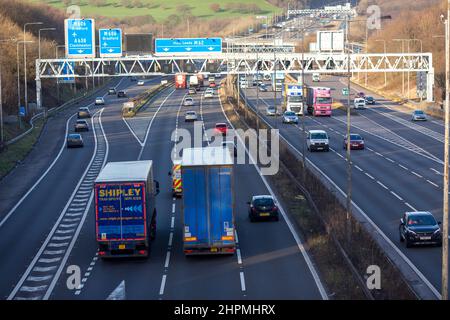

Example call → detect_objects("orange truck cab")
171 160 182 197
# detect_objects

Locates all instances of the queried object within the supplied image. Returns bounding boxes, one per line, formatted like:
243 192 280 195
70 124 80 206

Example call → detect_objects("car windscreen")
285 112 296 116
76 120 86 124
253 198 274 207
68 134 80 139
407 215 436 226
414 111 424 115
349 135 362 141
316 97 331 104
311 133 327 139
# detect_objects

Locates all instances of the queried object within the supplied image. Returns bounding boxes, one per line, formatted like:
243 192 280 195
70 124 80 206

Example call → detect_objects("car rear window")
216 124 226 128
285 112 295 116
254 198 274 207
350 134 362 140
68 134 81 139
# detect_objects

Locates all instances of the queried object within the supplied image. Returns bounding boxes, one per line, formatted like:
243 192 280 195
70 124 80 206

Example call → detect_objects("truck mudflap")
97 240 149 258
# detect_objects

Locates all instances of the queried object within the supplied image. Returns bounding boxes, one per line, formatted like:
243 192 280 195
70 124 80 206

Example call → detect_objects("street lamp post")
23 22 43 114
38 28 56 60
0 38 16 143
17 40 34 129
375 39 387 88
442 4 450 300
393 39 407 97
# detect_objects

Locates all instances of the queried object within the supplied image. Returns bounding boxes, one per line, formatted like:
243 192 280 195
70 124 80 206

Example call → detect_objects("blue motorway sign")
155 37 222 54
65 19 95 58
19 106 26 117
58 62 75 84
99 28 122 57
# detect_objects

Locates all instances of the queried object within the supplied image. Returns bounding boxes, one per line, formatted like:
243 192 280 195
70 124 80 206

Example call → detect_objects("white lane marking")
405 202 417 211
427 180 439 188
234 230 239 244
411 171 423 178
55 229 75 234
19 286 47 293
239 272 246 292
236 249 243 265
170 216 175 229
376 181 389 190
219 91 328 300
47 242 69 248
43 250 65 255
38 257 61 264
51 235 72 241
430 168 443 176
172 203 175 214
365 172 375 180
159 275 167 295
168 232 173 247
0 112 76 228
164 252 171 269
32 266 57 272
354 165 363 172
27 275 53 282
390 191 403 201
385 157 395 163
399 164 408 170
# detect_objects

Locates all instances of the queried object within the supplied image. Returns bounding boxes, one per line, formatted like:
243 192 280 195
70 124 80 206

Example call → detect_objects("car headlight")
433 228 441 235
406 228 417 236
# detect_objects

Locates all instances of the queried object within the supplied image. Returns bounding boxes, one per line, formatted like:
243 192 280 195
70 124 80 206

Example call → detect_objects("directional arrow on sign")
185 47 192 51
77 49 84 53
208 47 214 51
108 49 114 53
163 48 169 52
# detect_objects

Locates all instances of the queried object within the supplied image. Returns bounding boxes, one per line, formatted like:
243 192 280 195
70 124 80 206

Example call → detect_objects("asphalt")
241 74 448 296
44 80 323 300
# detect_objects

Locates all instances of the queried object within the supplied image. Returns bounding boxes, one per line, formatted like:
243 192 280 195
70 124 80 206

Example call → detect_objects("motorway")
241 74 448 298
0 76 326 300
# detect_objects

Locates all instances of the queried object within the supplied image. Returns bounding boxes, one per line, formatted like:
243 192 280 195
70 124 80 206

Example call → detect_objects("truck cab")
312 73 320 82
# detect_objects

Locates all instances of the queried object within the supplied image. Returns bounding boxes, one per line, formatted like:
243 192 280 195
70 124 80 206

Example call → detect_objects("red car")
209 82 217 88
215 123 228 136
343 134 365 150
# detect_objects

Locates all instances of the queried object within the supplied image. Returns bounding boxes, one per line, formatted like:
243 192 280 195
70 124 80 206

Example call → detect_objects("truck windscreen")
316 97 331 104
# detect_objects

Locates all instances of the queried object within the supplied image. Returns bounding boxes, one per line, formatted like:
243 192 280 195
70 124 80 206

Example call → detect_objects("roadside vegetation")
351 1 445 105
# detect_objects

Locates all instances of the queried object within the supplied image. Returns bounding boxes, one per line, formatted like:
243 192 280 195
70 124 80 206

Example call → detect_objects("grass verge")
0 118 45 179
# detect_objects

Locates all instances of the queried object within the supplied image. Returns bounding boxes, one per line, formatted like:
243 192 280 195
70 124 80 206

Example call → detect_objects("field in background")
30 0 282 20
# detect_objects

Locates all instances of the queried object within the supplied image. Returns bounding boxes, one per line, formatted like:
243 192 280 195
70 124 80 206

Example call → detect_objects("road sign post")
99 28 122 58
155 38 222 55
65 19 96 58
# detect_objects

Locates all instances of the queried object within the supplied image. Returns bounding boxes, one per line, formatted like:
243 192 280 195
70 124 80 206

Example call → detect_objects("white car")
183 97 194 106
412 110 427 121
306 130 330 152
353 98 366 109
161 79 168 85
266 106 277 116
137 80 145 86
185 111 198 122
95 97 105 105
204 90 214 98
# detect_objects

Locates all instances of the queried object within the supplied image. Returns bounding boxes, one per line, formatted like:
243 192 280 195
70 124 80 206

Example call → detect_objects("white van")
353 98 366 109
306 130 330 152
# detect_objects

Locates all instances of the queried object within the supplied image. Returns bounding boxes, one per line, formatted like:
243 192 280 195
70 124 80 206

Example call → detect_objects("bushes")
209 3 221 13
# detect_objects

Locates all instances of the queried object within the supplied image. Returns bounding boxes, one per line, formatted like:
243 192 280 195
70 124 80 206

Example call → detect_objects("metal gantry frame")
35 52 435 108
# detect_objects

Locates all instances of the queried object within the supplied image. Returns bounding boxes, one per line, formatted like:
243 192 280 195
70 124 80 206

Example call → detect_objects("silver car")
412 110 427 121
185 111 198 122
183 97 194 106
266 106 277 116
282 111 298 124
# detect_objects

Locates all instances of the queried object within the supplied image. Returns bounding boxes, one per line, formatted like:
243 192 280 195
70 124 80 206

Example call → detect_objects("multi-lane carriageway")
0 76 327 300
242 74 449 299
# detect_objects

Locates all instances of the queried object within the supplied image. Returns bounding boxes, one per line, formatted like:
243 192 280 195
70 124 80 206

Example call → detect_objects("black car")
248 195 279 222
365 96 375 105
117 90 127 98
399 211 442 247
67 134 84 148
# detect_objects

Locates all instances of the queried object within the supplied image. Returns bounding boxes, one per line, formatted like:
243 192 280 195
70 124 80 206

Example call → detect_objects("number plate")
210 247 218 252
119 244 126 250
260 213 270 217
420 236 431 240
